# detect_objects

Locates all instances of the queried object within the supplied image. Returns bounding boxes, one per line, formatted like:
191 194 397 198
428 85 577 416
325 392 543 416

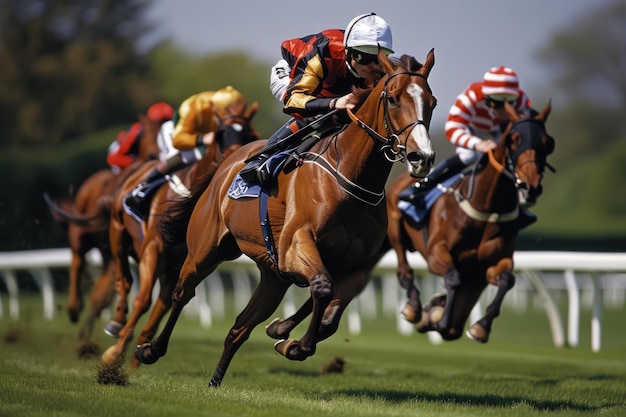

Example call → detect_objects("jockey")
124 86 247 208
106 102 174 174
239 12 394 185
400 66 533 201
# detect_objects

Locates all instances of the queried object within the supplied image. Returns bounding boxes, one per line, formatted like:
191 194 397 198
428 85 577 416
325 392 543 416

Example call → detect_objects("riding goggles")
350 49 378 65
486 96 516 109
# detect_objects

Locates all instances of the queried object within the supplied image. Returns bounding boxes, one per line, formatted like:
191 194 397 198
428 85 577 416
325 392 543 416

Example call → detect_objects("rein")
346 71 427 163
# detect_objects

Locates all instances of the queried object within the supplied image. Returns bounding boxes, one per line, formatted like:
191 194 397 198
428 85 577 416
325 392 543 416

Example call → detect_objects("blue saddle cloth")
397 174 462 229
228 150 293 199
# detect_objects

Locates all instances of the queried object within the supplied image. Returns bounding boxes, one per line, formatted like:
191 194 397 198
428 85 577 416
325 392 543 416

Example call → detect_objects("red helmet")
147 102 174 124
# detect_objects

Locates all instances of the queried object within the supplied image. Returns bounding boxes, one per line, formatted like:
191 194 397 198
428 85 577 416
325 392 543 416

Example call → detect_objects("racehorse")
134 49 437 387
44 114 162 341
386 101 555 342
100 99 259 370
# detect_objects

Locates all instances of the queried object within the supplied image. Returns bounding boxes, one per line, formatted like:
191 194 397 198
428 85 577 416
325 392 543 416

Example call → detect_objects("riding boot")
398 155 466 203
125 153 188 208
125 168 162 208
239 120 300 184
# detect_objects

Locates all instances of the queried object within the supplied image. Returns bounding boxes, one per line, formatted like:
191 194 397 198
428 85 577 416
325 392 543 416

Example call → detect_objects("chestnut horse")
101 99 259 369
44 114 161 340
135 50 437 387
386 101 555 342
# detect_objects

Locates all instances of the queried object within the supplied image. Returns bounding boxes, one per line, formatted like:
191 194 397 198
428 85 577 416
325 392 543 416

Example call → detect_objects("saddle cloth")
397 174 462 229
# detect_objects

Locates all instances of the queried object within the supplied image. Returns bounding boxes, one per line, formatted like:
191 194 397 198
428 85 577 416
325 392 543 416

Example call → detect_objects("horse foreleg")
210 269 290 387
79 260 116 341
434 268 462 340
315 272 368 342
102 242 160 367
67 246 86 324
467 271 516 343
135 255 207 367
266 296 312 340
274 272 333 362
104 222 133 338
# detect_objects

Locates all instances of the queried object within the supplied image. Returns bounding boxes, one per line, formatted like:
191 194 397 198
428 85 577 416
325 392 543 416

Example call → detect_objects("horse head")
502 101 555 207
360 48 437 178
212 99 260 158
136 114 162 161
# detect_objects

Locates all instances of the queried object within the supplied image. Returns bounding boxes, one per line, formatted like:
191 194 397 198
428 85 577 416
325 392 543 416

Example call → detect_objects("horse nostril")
406 152 423 165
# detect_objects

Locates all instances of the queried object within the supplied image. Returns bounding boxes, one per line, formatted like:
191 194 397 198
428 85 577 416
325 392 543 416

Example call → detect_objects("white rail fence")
0 248 625 352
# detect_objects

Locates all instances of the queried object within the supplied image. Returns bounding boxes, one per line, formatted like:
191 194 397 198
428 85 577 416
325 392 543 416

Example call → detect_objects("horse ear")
379 48 395 74
247 101 260 118
537 99 552 122
503 101 520 121
418 48 435 79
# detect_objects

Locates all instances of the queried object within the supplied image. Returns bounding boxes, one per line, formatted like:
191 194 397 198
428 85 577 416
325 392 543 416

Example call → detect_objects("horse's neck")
333 117 391 194
462 152 518 212
183 143 221 184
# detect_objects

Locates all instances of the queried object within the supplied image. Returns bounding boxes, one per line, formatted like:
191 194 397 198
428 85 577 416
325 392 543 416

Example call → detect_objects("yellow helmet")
210 86 245 109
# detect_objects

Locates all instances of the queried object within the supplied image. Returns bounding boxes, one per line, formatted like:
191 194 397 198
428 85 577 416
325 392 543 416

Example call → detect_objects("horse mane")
158 159 222 247
352 54 424 108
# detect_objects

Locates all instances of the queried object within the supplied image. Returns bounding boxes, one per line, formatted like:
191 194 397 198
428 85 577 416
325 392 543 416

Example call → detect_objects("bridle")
346 71 428 163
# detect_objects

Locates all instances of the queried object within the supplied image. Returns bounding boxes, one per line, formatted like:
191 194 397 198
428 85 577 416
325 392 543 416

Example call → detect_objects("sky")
146 0 613 127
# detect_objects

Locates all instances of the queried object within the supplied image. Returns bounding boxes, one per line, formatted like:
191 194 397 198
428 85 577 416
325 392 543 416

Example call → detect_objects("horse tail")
43 192 106 228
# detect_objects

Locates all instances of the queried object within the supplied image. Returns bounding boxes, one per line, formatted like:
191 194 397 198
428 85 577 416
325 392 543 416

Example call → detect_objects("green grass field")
1 293 625 417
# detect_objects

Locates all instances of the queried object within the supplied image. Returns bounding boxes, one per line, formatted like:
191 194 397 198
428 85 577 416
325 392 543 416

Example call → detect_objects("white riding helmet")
344 13 394 56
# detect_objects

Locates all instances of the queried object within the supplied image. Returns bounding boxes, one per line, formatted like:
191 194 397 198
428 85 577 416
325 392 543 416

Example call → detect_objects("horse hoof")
428 306 445 324
265 318 287 339
401 304 420 323
415 311 432 333
466 323 489 344
135 343 159 365
104 320 125 338
101 346 122 367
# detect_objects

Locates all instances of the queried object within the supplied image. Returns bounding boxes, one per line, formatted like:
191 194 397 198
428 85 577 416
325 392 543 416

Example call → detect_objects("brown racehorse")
100 99 259 370
44 114 161 341
135 50 437 387
386 101 555 343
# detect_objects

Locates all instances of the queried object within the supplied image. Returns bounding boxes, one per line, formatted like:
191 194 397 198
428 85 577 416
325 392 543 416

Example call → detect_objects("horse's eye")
387 96 398 106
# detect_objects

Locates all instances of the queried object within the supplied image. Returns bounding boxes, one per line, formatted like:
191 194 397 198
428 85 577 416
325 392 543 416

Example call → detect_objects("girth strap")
453 190 519 223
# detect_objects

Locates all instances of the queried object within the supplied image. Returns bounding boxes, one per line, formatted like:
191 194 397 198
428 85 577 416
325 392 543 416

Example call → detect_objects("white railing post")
591 272 602 353
563 269 580 348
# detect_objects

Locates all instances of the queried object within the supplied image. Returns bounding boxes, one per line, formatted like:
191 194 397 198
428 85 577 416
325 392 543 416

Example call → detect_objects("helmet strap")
345 49 361 78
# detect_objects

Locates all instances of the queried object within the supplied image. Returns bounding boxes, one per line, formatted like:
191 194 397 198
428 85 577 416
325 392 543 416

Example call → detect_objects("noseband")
346 71 427 162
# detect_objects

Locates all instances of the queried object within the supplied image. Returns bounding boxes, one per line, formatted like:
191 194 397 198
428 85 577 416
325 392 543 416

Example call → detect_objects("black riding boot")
399 155 466 203
125 154 187 208
125 168 163 208
239 120 299 184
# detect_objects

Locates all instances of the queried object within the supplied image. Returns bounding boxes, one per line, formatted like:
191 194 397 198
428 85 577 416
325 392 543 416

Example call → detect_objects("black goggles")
351 50 378 65
486 96 516 109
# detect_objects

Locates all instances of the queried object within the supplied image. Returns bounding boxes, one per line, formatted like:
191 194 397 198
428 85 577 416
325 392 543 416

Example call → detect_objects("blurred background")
0 0 624 252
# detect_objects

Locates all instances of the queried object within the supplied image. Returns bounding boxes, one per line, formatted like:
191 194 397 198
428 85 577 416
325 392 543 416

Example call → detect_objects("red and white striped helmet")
482 66 519 101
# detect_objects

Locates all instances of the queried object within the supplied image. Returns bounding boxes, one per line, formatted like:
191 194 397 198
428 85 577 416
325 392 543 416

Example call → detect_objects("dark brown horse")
135 50 437 387
44 114 161 340
101 99 259 369
386 101 555 342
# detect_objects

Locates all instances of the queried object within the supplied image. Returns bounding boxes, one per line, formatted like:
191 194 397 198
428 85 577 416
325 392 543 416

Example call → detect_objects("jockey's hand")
201 131 215 146
475 140 497 153
334 93 356 111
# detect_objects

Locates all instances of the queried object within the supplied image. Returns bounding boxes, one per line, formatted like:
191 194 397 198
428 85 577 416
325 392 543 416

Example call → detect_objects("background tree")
527 0 626 241
0 0 158 146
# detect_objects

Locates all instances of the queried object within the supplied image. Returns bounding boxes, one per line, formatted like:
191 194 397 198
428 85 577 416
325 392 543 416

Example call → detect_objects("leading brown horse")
44 114 161 341
100 99 259 370
135 49 437 387
386 101 555 342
